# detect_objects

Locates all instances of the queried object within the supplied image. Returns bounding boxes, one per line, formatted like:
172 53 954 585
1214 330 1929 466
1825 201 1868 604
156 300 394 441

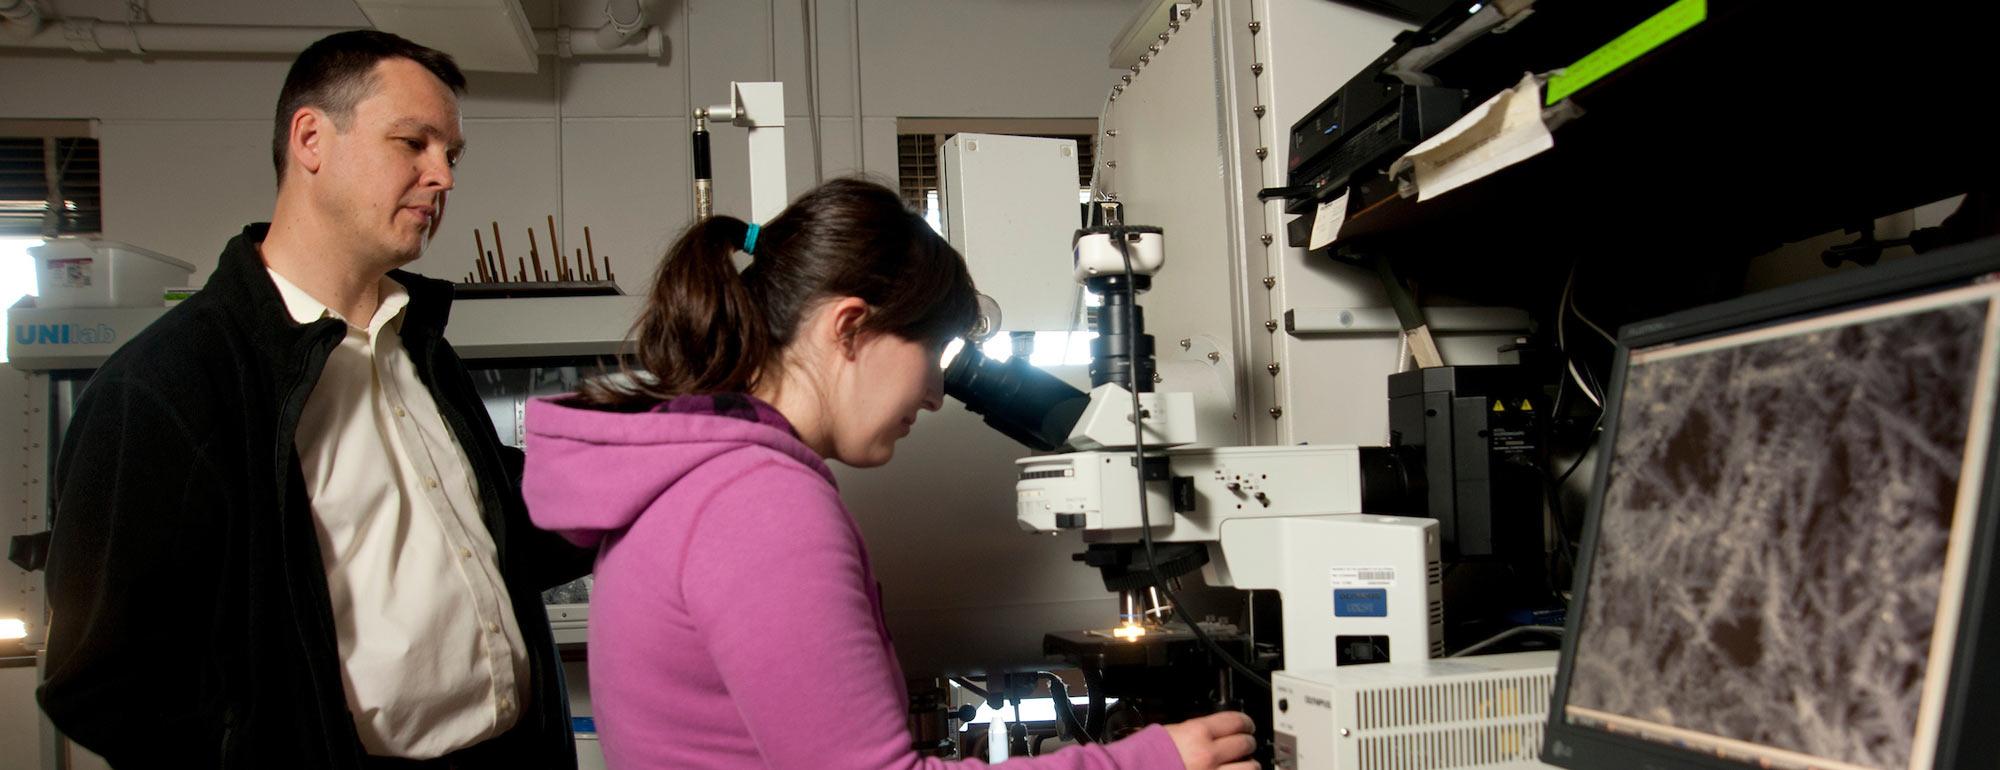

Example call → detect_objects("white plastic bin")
29 239 196 309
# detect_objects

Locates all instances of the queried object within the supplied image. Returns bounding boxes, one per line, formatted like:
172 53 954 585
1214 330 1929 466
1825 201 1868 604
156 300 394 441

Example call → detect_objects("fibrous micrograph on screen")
1564 296 1993 770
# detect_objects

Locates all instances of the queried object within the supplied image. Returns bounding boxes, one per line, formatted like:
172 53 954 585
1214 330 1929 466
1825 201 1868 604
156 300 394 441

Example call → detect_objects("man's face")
314 57 464 269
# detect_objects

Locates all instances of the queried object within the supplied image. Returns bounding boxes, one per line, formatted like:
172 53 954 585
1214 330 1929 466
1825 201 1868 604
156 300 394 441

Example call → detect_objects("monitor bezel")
1544 234 2000 770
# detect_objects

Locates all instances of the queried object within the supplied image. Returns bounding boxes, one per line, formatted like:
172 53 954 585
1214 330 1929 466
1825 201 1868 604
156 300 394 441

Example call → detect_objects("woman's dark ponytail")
579 177 979 409
580 215 772 405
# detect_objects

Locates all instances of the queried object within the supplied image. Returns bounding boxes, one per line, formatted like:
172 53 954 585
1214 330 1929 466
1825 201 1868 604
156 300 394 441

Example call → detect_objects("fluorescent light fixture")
959 696 1120 732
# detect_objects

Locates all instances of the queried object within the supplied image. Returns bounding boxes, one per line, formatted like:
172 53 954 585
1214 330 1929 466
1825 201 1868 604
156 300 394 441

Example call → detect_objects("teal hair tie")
743 223 761 255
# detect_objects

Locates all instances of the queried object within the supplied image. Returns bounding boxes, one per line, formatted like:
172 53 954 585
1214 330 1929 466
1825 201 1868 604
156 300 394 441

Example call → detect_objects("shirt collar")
266 267 410 334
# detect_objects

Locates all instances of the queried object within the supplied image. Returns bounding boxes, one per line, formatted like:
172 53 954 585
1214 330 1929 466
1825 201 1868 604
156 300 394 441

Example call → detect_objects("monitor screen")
1553 278 2000 770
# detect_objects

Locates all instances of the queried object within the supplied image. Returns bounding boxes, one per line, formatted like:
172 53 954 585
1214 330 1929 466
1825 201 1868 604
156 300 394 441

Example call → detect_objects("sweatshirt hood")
522 396 835 547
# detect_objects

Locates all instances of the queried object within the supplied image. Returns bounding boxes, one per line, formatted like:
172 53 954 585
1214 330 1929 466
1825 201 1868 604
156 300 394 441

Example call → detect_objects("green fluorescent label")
1544 0 1707 105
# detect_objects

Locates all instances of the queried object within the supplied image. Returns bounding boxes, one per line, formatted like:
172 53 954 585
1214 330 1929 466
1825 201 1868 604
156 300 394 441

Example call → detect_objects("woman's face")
825 329 946 468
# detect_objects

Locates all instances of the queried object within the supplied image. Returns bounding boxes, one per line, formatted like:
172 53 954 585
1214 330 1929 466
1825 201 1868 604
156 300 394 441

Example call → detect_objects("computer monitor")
1545 236 2000 770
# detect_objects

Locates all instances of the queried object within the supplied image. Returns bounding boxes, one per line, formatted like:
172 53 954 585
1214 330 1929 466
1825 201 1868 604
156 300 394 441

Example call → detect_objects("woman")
523 179 1255 769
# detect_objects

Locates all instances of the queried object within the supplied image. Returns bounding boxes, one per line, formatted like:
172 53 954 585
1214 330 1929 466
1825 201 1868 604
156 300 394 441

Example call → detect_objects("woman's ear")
825 296 871 360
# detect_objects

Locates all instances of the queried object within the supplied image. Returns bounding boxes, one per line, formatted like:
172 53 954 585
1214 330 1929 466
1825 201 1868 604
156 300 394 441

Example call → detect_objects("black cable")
1007 697 1027 756
1036 671 1094 744
1551 361 1570 420
1554 449 1590 487
1544 413 1605 555
1447 624 1564 658
1541 414 1604 603
1114 228 1271 691
1539 479 1573 605
1554 418 1602 487
1083 666 1107 739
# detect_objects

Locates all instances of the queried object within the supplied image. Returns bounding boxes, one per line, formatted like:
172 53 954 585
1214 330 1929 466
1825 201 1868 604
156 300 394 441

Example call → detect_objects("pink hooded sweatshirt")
522 396 1184 770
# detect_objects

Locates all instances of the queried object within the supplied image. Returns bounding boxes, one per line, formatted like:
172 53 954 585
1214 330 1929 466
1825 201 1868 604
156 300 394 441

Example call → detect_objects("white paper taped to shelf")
1308 190 1352 251
1389 72 1555 201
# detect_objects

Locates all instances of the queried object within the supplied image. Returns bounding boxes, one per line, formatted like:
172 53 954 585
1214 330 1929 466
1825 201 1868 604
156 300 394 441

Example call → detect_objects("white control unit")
1273 652 1560 770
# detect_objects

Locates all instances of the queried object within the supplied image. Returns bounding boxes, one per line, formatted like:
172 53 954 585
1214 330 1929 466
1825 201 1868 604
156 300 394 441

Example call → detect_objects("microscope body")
952 222 1443 674
1016 433 1443 672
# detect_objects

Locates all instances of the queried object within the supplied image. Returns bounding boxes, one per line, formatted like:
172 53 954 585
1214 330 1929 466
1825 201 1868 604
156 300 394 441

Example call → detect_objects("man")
37 31 593 768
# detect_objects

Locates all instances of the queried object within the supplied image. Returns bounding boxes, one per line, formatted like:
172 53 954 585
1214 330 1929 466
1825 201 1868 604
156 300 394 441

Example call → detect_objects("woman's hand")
1162 711 1258 770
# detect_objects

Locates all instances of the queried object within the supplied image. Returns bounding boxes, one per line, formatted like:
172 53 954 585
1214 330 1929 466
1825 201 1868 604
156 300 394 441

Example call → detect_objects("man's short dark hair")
272 30 468 186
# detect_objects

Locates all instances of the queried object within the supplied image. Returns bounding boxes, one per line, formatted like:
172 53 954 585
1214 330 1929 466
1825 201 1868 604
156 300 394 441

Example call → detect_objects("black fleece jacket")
37 223 594 768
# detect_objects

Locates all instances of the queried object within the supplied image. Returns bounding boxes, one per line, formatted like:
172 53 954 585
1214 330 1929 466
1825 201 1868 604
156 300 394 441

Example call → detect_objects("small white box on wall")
939 133 1083 332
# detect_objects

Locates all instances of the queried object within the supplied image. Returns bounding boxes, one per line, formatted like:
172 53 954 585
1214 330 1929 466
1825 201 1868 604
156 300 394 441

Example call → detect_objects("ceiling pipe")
547 22 664 60
0 17 666 61
0 0 46 39
9 20 353 55
595 0 649 50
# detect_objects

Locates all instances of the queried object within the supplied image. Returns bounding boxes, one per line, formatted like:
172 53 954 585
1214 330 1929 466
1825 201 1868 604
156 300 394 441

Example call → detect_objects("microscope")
943 217 1448 743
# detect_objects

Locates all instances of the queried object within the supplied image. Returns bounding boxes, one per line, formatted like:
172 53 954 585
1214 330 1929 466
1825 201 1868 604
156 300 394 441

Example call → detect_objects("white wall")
0 1 1140 764
1096 0 1517 449
0 665 39 770
2 0 1137 284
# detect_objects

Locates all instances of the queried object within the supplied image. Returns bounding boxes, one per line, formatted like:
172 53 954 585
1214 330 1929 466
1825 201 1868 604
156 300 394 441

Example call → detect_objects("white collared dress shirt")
270 268 530 759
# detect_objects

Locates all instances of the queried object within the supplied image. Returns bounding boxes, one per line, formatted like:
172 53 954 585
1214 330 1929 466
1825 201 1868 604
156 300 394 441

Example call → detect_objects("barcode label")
1330 566 1396 588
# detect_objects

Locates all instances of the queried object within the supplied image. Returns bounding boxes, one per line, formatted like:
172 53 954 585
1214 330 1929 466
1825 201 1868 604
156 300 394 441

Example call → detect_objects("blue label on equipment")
12 323 116 346
1334 589 1388 617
